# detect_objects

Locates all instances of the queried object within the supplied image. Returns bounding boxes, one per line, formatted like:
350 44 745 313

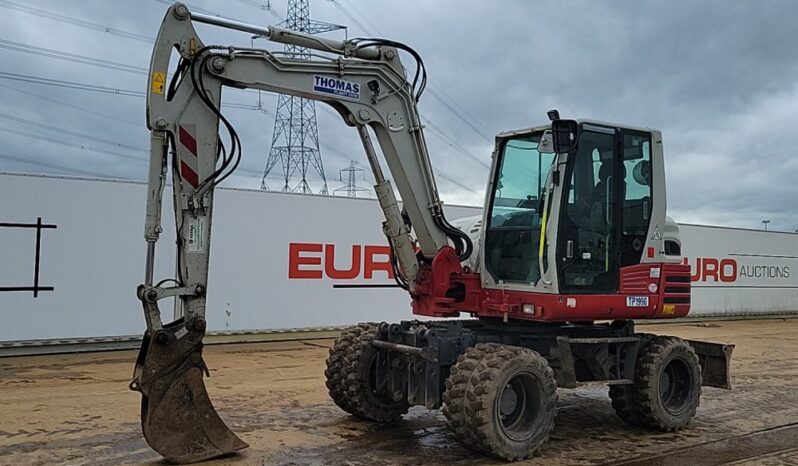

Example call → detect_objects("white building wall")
1 173 796 342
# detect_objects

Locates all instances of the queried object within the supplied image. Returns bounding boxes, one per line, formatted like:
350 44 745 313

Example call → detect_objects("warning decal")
151 71 165 95
651 224 663 241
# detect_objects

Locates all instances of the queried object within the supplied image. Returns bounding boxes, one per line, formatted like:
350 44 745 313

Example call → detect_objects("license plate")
626 296 649 307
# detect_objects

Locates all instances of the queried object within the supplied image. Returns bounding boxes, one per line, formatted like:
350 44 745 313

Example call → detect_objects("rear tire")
624 336 702 431
609 333 654 427
342 323 409 423
462 344 557 461
609 384 644 426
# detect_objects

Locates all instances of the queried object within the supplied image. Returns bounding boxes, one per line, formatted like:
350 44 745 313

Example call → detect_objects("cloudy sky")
0 0 796 231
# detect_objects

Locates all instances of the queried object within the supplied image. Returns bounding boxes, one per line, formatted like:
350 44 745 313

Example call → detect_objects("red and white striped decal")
178 125 199 188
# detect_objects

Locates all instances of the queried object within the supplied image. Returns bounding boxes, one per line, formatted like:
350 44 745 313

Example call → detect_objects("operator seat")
589 162 626 225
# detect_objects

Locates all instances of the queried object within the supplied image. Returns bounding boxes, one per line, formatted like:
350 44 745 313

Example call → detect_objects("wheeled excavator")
132 3 734 463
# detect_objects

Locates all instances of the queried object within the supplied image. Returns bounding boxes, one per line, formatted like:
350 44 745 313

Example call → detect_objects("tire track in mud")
605 422 798 466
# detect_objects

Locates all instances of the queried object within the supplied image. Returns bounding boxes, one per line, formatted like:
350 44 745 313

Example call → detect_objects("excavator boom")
132 3 469 462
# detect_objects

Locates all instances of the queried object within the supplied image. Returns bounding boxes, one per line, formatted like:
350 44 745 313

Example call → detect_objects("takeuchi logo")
682 257 790 282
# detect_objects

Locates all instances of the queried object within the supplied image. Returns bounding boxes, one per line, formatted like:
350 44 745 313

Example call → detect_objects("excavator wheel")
442 343 496 450
609 333 655 427
627 336 702 431
462 344 557 461
325 324 370 415
341 323 409 423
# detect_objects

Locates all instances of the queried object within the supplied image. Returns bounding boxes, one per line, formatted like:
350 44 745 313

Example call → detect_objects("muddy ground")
1 319 797 465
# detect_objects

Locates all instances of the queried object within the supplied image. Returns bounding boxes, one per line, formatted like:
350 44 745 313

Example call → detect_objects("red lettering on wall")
288 242 395 281
702 258 719 282
363 245 394 280
288 243 323 279
324 244 361 279
684 257 702 281
683 256 739 283
719 258 737 283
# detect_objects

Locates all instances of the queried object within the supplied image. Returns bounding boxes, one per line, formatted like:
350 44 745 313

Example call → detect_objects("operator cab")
483 118 664 296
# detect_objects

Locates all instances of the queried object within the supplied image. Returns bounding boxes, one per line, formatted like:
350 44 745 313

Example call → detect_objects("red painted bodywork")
411 246 691 322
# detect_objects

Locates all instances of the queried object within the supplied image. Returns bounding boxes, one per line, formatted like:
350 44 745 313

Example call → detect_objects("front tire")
342 323 409 423
443 343 493 450
462 344 557 461
325 324 369 415
628 336 702 431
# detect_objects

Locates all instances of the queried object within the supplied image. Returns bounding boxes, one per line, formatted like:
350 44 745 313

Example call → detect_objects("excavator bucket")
131 318 248 463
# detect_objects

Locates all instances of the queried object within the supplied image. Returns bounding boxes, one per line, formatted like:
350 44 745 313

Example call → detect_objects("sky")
0 0 796 231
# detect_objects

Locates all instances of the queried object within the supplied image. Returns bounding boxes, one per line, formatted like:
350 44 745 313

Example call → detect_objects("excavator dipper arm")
131 3 470 463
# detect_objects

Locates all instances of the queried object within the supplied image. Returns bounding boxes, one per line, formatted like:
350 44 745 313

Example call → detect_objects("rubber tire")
628 336 702 431
609 333 654 427
325 324 369 415
463 344 557 461
443 343 495 450
342 323 409 423
609 384 644 426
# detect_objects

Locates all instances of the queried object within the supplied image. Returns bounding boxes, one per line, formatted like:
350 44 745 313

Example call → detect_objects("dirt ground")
1 318 797 465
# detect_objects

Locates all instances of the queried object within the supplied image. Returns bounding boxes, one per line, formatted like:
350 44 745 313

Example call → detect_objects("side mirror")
551 119 578 153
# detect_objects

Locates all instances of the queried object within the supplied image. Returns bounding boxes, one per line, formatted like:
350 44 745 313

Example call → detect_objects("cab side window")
621 134 652 266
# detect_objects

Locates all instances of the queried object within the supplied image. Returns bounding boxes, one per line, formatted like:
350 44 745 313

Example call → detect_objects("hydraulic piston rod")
189 10 381 60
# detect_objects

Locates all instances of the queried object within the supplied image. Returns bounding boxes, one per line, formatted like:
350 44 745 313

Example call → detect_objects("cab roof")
496 118 660 140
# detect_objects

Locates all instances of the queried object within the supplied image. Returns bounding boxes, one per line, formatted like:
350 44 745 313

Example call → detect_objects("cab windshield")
485 133 556 283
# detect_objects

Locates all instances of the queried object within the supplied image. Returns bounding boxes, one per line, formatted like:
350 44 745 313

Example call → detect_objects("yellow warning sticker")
662 304 676 315
151 71 165 94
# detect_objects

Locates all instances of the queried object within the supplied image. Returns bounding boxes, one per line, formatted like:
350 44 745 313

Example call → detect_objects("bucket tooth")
131 319 248 463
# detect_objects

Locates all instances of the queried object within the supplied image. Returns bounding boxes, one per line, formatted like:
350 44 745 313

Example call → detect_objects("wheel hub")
659 357 692 414
500 384 519 418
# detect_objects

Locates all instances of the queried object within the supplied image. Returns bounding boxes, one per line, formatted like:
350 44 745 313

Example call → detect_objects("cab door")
556 124 620 293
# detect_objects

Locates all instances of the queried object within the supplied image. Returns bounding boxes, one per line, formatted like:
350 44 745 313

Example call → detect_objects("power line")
0 111 145 152
0 84 472 193
422 118 489 168
435 170 481 194
0 66 478 194
0 122 270 178
338 0 381 36
230 0 283 20
427 81 491 137
0 70 263 111
325 0 493 143
0 152 116 178
312 104 479 194
0 1 489 186
0 38 147 75
1 5 490 175
426 90 492 141
0 126 146 163
0 82 140 126
0 93 276 178
0 71 145 96
0 0 154 43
